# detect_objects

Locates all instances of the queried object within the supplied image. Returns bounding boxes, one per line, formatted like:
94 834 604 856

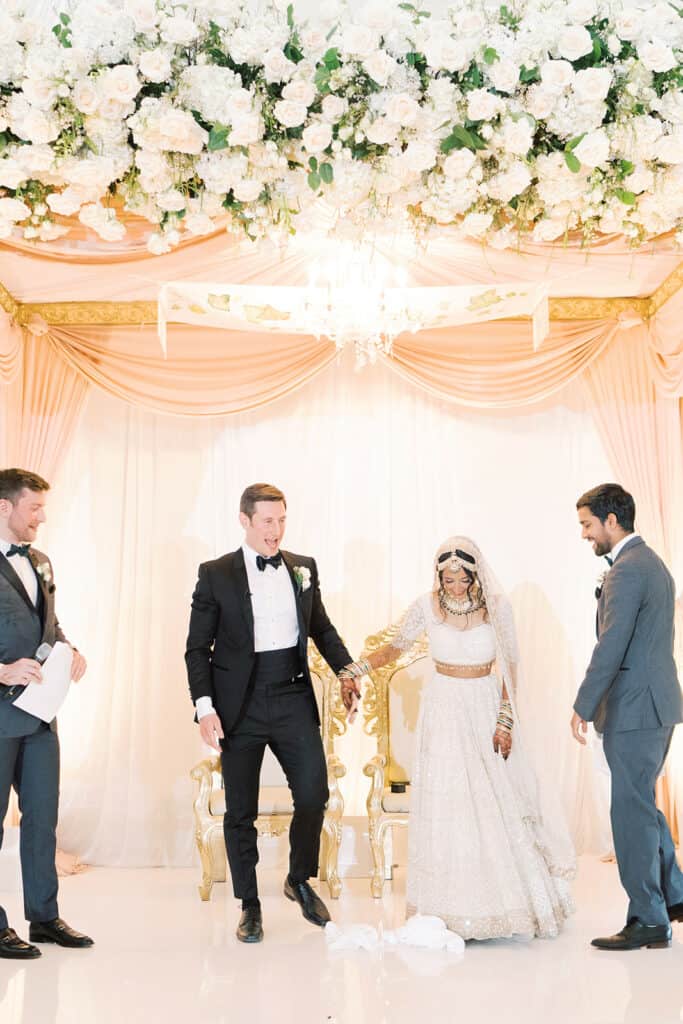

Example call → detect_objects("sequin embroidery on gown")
395 594 574 941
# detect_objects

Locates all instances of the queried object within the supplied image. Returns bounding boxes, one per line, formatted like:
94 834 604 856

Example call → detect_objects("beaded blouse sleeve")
392 597 427 652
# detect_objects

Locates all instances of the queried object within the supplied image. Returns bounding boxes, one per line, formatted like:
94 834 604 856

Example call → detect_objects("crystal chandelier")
299 245 425 367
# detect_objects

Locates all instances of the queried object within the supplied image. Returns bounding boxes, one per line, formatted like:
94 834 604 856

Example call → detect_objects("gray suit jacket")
0 547 68 738
574 536 682 734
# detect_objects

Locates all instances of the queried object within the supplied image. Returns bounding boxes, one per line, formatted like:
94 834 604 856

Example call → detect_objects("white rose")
375 172 401 194
156 188 187 212
363 50 397 87
147 231 172 255
442 149 476 179
282 79 316 107
607 34 622 57
124 0 158 33
403 141 437 172
541 60 575 94
232 179 263 202
321 94 347 123
384 92 419 127
638 41 676 73
226 89 253 119
487 161 532 202
498 117 535 156
0 157 27 189
466 88 501 122
302 122 332 153
301 27 327 56
262 48 296 84
161 15 200 46
229 113 262 146
183 211 215 236
73 79 100 115
423 34 470 74
273 99 307 128
487 58 519 95
365 117 398 145
341 24 379 57
526 84 556 120
47 186 90 216
462 211 493 238
624 164 654 193
573 128 610 168
532 217 567 242
566 0 598 23
159 109 208 154
0 197 30 222
657 90 683 124
557 26 593 61
101 65 140 104
654 131 683 164
98 97 131 122
139 49 173 84
573 67 612 102
17 108 59 145
21 79 56 111
459 11 485 34
615 11 643 42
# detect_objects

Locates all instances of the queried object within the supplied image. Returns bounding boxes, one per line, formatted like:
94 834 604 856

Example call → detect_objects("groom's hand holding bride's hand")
339 671 361 711
570 711 588 745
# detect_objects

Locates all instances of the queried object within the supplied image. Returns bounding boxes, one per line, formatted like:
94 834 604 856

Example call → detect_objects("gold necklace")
438 588 483 617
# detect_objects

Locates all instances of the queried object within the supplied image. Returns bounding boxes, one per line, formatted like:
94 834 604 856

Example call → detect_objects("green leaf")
319 162 333 184
322 47 340 70
520 64 540 84
314 66 331 94
483 47 499 65
564 151 581 173
284 41 303 63
592 36 603 61
440 124 485 153
398 2 417 11
615 188 636 206
307 170 321 191
0 133 8 153
619 159 634 176
286 3 294 29
308 156 318 171
566 134 586 151
208 124 230 151
59 12 70 24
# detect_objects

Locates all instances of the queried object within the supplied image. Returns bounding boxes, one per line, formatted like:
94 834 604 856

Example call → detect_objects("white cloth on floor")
324 915 464 954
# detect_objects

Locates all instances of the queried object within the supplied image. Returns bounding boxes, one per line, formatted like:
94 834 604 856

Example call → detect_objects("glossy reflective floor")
1 856 682 1024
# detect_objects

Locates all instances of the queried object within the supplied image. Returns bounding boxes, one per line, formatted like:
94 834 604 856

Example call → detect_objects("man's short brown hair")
240 483 286 519
0 468 50 503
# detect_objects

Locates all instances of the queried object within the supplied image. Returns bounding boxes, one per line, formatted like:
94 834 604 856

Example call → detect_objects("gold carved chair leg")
364 754 388 898
320 754 345 899
191 757 226 902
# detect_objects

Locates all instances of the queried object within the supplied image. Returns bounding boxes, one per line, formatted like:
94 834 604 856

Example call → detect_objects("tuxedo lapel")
232 548 255 639
28 550 48 630
0 553 37 615
281 551 306 638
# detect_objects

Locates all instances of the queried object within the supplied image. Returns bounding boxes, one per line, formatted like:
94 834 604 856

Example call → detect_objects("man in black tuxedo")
0 468 93 959
185 483 353 943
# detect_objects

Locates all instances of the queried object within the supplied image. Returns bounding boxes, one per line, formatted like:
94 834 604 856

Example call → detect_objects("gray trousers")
0 724 60 929
604 725 683 927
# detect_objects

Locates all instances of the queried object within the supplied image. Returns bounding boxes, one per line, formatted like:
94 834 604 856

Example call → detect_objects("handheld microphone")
35 642 52 665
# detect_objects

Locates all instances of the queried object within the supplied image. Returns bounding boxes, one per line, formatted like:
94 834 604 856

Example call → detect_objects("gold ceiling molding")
0 265 680 327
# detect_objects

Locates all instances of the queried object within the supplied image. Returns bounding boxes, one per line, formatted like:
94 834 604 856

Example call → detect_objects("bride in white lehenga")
342 536 575 941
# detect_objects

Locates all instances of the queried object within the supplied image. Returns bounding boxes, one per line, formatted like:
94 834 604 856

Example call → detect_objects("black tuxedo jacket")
0 547 67 737
185 548 351 734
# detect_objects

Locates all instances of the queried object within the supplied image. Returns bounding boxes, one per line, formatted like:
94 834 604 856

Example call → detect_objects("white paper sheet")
13 641 73 722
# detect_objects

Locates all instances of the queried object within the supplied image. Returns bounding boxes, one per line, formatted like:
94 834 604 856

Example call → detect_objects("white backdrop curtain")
38 347 615 866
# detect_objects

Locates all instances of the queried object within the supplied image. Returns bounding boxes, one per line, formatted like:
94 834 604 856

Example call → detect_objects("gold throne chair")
362 621 430 898
190 645 348 901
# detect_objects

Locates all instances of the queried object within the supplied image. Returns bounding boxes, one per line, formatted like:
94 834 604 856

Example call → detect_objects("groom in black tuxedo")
0 468 93 958
185 483 353 943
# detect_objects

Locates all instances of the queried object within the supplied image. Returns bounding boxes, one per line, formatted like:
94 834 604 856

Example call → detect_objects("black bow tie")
605 555 614 566
7 544 30 558
256 553 282 572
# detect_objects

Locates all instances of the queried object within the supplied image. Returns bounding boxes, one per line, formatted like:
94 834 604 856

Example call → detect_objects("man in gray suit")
0 468 93 959
571 483 683 950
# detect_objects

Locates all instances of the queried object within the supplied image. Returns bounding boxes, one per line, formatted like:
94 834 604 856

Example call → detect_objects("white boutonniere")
293 566 311 592
36 561 52 585
595 569 608 599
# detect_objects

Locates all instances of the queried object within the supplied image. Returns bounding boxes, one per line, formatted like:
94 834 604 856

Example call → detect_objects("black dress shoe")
284 877 331 927
29 918 94 948
236 906 263 943
668 903 683 922
0 927 41 959
591 920 672 950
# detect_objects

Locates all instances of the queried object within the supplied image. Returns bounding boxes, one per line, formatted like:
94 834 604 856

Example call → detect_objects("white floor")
1 856 682 1024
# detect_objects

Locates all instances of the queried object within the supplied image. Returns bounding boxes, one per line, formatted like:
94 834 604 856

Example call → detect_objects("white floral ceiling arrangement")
0 0 681 253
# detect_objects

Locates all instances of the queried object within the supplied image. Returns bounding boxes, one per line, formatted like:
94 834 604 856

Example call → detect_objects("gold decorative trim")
1 263 681 327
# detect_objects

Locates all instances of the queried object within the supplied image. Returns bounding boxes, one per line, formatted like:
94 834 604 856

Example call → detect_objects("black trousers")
220 678 328 902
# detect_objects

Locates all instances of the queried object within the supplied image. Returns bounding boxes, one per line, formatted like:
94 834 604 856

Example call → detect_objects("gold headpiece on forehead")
435 546 478 574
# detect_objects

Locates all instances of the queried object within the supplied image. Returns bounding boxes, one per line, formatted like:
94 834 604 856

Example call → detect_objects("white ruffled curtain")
40 349 614 866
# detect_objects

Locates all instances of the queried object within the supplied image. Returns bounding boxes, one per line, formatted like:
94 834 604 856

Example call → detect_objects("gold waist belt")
433 660 494 679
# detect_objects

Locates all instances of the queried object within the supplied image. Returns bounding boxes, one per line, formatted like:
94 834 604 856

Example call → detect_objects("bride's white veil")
434 536 576 879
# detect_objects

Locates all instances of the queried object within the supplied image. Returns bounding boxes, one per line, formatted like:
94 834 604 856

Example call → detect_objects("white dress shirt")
609 532 640 564
196 544 300 721
0 538 38 606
